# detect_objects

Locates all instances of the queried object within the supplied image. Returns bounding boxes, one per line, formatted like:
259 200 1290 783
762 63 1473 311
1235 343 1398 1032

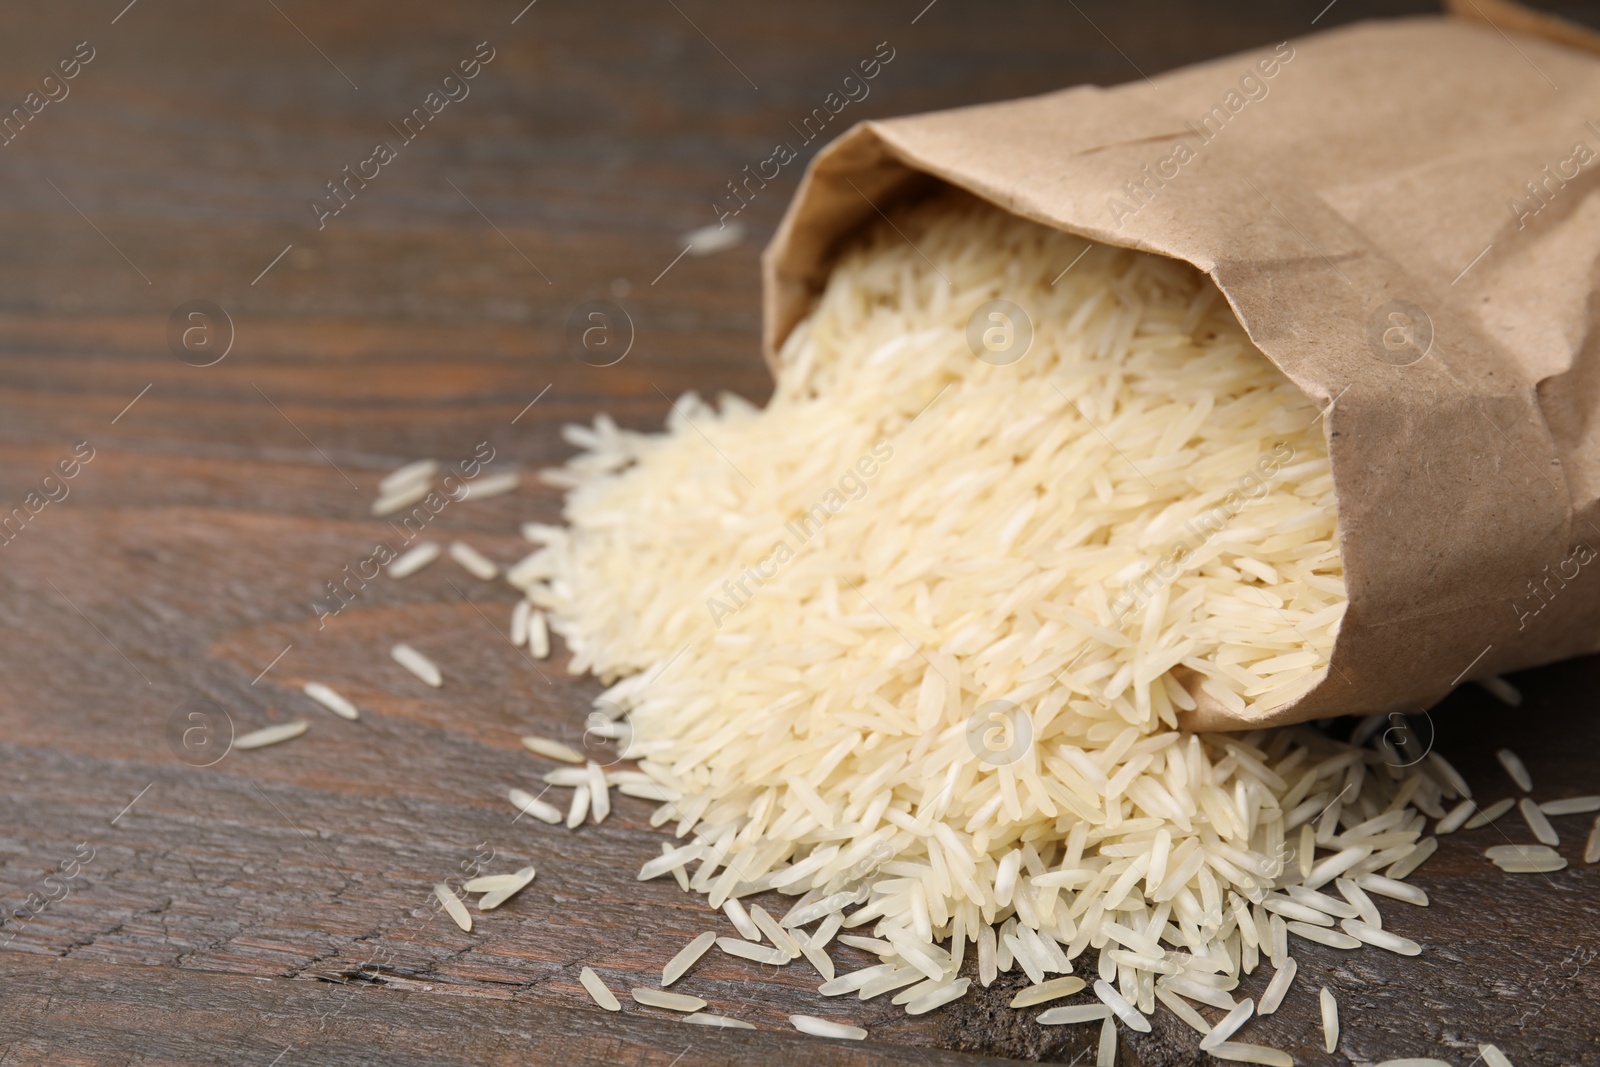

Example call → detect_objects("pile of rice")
516 192 1457 1047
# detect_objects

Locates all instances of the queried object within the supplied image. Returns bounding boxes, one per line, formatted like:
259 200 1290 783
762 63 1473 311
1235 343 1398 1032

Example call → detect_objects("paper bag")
761 16 1600 729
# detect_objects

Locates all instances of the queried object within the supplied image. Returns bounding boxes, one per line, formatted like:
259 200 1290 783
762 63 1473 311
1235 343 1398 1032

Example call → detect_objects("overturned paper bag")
762 16 1600 730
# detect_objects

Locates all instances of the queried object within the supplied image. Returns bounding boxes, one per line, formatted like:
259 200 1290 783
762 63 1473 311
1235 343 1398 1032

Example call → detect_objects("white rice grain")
303 681 359 721
1011 976 1087 1008
478 866 536 910
1519 798 1559 846
464 470 519 500
1093 979 1150 1033
1496 748 1533 792
1037 1003 1112 1025
379 458 438 496
1340 919 1419 956
682 1013 756 1029
718 936 789 966
579 966 620 1011
1199 1000 1254 1051
448 540 498 581
509 787 563 825
663 931 716 986
387 540 441 578
1541 796 1600 815
1480 1044 1514 1067
1257 958 1296 1016
434 883 471 932
1465 797 1516 829
906 977 970 1015
566 784 590 829
521 735 585 763
788 1015 866 1040
1207 1043 1294 1066
529 608 551 658
1096 1014 1117 1067
1320 986 1339 1052
235 721 309 750
631 988 705 1012
391 643 442 687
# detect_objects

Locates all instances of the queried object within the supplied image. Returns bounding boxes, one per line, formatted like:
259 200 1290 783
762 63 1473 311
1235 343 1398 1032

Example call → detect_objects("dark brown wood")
2 1 1596 1064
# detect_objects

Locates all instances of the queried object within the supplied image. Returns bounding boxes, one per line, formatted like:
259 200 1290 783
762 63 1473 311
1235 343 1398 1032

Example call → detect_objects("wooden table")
2 1 1595 1063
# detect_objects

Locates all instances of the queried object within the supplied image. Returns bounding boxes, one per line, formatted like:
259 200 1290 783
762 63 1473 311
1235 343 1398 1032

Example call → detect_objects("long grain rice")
391 643 442 687
682 1013 756 1028
1518 798 1559 846
303 681 359 721
388 541 441 578
448 540 498 580
1198 1000 1254 1051
509 787 563 824
579 966 620 1010
1541 796 1600 815
478 866 536 909
1495 748 1533 792
235 721 309 750
1480 1044 1514 1067
1205 1043 1294 1066
1464 797 1516 829
663 931 716 985
789 1015 867 1040
1097 1015 1117 1067
631 988 706 1012
434 883 471 931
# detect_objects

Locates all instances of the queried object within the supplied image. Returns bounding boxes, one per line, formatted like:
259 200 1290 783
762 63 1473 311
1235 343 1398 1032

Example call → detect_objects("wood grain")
2 1 1596 1064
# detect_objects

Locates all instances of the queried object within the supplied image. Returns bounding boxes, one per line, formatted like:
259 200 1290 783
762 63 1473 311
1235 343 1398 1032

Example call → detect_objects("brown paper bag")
761 15 1600 730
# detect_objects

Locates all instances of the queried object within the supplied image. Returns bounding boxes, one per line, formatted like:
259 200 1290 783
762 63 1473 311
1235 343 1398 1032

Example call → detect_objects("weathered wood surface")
1 0 1596 1064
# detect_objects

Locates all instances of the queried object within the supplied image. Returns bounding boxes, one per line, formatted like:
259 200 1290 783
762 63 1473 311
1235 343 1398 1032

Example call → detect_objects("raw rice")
1207 1042 1293 1066
529 608 551 658
1038 1003 1111 1024
718 936 789 966
372 481 430 516
303 681 359 721
509 194 1493 1043
683 1013 756 1028
511 599 532 646
478 866 536 909
663 931 716 985
391 643 442 687
631 987 706 1012
235 721 309 750
1011 976 1087 1007
465 470 519 500
579 966 620 1010
521 735 585 763
1435 799 1475 835
388 541 442 579
1465 797 1515 829
1480 1044 1514 1067
1541 796 1600 815
434 883 471 932
906 977 970 1015
1254 959 1292 1017
379 458 437 495
1518 798 1559 846
724 898 761 939
1097 1014 1117 1067
789 1015 867 1040
462 873 523 893
1320 986 1339 1052
567 784 590 828
1198 1000 1254 1051
509 787 563 824
1375 1061 1453 1067
1094 980 1150 1033
1286 921 1360 949
1340 919 1419 956
449 540 498 581
1495 748 1533 792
